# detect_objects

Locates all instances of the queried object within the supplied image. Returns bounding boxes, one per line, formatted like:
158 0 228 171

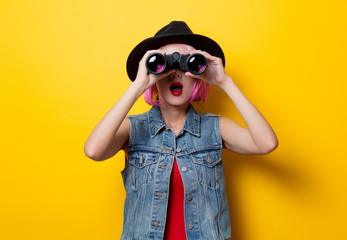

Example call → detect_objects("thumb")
156 69 176 80
185 72 200 79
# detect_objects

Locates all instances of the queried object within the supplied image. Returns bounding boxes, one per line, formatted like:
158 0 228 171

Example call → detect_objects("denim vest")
120 104 231 240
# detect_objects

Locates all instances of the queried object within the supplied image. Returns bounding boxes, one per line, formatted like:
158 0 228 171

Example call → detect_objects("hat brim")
126 33 225 81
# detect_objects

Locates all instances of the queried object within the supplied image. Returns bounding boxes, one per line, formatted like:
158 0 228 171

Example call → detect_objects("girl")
84 21 278 240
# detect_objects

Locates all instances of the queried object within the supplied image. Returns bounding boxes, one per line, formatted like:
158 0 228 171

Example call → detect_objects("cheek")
155 82 169 98
184 80 196 93
155 82 165 92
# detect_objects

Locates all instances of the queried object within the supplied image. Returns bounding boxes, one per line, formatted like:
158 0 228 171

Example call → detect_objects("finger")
151 69 176 82
148 49 166 55
186 49 209 56
186 49 219 62
158 69 176 79
184 71 200 79
140 49 166 63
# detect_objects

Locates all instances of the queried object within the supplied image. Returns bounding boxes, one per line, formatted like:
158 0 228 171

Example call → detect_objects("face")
155 43 195 107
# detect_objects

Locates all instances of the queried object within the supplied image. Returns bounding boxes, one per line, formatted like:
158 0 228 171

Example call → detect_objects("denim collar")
148 104 201 138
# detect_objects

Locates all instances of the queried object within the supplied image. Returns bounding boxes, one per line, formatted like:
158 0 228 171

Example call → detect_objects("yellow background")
1 0 346 239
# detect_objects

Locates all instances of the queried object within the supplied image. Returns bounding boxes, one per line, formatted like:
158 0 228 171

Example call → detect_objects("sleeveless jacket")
120 104 231 240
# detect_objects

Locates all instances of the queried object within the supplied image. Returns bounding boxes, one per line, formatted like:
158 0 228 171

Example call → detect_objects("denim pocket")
192 150 222 187
128 151 159 188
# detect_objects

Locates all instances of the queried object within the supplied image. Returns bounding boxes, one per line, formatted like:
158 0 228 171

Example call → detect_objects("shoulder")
126 110 150 121
198 111 220 119
219 116 241 133
198 112 221 129
196 111 223 146
195 110 221 130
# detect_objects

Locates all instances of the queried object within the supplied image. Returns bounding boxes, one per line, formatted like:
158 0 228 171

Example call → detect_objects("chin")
160 98 190 107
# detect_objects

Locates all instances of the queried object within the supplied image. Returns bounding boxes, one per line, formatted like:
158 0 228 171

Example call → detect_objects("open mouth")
169 82 183 96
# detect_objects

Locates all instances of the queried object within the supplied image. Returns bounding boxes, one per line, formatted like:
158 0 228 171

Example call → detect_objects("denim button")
188 224 194 230
182 166 188 172
187 195 193 201
176 148 181 152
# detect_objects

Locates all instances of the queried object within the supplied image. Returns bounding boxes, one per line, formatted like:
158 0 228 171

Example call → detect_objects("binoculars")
146 52 207 75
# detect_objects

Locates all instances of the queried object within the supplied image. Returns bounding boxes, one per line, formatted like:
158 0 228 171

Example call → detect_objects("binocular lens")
146 53 166 73
187 54 207 74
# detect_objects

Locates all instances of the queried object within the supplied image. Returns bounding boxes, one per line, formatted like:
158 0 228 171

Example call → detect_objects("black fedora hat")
126 21 225 81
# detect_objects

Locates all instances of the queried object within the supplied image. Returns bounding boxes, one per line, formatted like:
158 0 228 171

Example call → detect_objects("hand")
184 49 231 88
133 49 176 92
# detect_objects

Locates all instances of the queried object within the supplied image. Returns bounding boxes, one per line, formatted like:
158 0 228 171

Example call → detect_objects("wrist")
217 75 234 90
129 80 148 98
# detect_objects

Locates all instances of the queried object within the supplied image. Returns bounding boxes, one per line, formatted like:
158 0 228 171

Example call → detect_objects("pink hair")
143 44 210 106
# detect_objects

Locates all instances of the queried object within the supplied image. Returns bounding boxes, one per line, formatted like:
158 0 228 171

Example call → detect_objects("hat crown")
155 21 193 37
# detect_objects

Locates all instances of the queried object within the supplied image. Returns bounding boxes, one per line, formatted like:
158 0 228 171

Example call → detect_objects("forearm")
84 81 145 158
218 77 278 151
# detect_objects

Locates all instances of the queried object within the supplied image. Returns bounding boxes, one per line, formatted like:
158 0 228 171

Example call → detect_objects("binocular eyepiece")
146 52 207 75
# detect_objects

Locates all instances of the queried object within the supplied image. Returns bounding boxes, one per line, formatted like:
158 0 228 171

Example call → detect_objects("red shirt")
163 158 187 240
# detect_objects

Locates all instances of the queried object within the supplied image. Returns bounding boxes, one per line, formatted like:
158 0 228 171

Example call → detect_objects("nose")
170 70 182 79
